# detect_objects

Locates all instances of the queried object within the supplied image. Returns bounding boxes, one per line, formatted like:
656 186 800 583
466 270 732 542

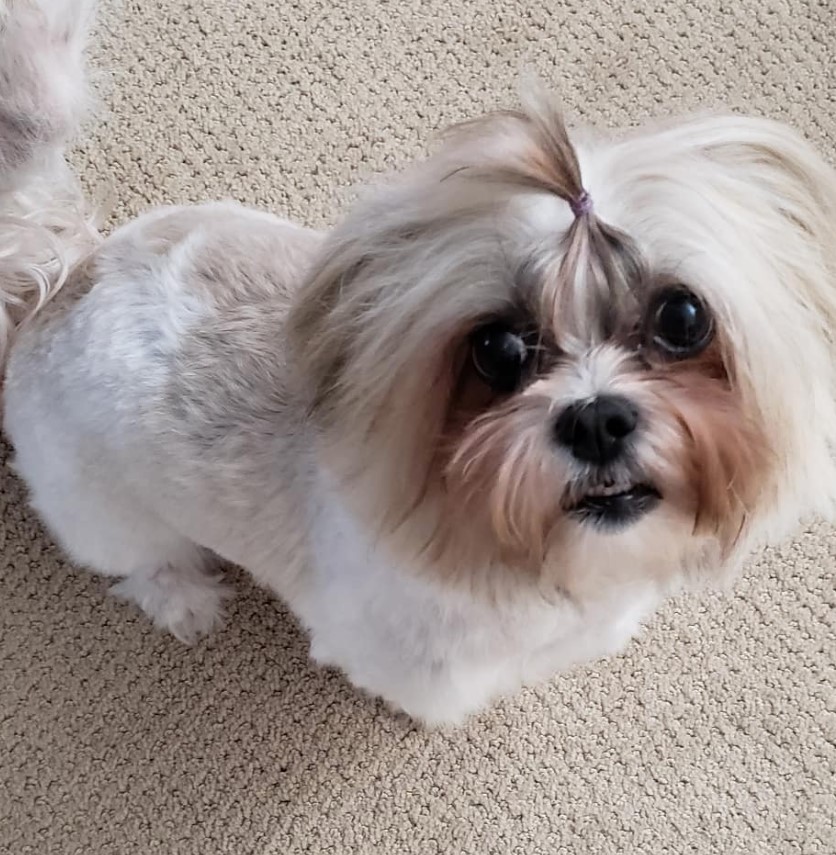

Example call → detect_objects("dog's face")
291 90 836 596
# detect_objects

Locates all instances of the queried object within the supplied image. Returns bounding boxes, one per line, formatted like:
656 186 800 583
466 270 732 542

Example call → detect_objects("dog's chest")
291 481 655 722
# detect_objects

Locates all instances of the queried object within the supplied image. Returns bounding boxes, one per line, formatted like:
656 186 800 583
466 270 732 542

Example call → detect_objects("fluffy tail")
0 0 99 366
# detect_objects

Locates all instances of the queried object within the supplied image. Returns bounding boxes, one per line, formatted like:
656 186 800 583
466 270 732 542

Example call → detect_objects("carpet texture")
2 1 835 853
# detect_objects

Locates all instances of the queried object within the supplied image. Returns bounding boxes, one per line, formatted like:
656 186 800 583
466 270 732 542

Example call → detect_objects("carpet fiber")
2 1 835 853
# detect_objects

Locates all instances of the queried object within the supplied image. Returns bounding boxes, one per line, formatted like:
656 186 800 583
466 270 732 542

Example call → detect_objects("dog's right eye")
470 323 533 393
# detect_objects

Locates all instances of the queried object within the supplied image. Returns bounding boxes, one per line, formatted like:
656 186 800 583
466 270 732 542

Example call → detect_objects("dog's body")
5 201 658 723
3 1 836 725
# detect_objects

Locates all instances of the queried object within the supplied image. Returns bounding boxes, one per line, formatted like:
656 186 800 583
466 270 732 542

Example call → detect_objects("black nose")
554 395 639 464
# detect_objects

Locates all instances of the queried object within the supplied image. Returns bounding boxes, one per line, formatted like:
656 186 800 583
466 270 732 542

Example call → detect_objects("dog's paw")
111 568 231 644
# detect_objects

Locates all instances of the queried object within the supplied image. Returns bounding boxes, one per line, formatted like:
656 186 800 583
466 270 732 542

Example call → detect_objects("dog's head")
290 87 836 597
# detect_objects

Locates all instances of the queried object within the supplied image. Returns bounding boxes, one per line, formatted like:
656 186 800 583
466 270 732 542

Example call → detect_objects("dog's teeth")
587 483 632 498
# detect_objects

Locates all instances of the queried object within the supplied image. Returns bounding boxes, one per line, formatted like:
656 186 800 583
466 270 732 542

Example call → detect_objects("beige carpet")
2 1 835 852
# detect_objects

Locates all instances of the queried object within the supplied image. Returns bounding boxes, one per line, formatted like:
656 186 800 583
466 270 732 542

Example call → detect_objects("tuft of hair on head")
449 82 649 344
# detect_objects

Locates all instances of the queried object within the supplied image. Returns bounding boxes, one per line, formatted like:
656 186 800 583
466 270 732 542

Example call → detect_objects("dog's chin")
563 478 662 531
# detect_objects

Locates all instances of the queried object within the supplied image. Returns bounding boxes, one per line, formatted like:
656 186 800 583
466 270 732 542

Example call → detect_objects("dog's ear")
695 116 836 525
287 180 492 428
698 117 836 346
287 239 373 420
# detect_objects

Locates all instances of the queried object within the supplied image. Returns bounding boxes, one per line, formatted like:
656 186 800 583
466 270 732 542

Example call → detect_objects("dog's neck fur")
290 467 658 723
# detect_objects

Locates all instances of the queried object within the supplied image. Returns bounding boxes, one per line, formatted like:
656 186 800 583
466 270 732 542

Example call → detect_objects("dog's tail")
0 0 99 367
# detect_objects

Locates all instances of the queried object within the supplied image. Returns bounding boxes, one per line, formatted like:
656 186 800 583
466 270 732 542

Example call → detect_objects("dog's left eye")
647 287 714 358
470 323 533 393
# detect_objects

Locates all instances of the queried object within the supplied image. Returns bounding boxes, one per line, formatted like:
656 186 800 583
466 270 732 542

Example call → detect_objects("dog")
2 0 835 726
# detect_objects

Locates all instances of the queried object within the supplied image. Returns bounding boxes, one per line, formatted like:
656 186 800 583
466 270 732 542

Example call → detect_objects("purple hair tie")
569 190 593 218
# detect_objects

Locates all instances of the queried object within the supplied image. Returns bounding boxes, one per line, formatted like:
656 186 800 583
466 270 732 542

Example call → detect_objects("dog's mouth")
564 480 661 530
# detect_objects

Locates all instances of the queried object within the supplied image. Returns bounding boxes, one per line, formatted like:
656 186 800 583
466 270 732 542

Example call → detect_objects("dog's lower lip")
567 483 661 529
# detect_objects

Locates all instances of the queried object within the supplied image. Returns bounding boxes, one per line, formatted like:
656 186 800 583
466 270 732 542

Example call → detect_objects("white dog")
2 0 835 725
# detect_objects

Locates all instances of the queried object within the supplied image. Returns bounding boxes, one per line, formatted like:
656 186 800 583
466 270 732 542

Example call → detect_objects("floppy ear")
700 116 836 346
286 174 514 431
286 235 371 419
702 117 836 525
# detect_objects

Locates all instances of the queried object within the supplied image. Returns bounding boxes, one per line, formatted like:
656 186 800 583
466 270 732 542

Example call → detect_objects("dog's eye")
470 323 533 393
647 287 713 358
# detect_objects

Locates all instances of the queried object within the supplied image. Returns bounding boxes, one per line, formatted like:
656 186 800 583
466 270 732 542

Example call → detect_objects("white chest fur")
292 477 659 725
